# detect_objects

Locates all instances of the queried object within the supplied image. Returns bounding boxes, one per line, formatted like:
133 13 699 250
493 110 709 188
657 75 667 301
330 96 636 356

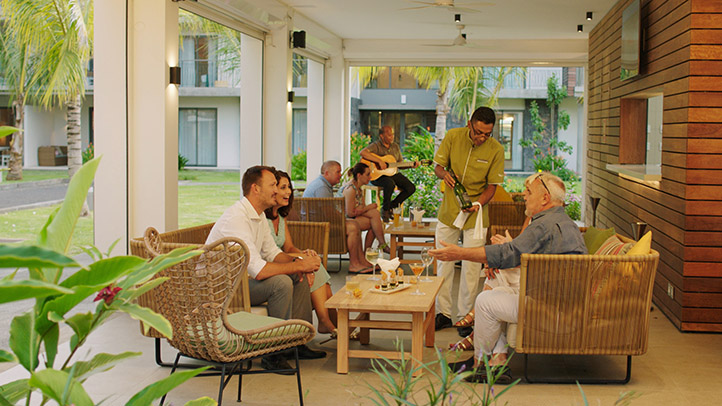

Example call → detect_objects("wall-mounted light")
169 66 181 85
287 90 295 103
577 24 583 33
454 14 461 23
291 30 306 49
586 11 593 20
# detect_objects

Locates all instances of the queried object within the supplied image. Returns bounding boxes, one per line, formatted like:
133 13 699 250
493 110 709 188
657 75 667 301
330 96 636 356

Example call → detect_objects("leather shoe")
457 326 473 337
261 354 295 375
295 345 326 360
435 313 452 331
447 356 475 373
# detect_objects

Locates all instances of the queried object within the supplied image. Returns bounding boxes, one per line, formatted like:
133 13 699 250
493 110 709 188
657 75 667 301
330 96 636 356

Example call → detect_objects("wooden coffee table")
326 276 443 376
386 221 437 274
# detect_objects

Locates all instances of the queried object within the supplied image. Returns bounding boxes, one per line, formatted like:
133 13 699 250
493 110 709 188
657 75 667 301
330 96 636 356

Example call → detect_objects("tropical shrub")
0 157 215 406
81 142 94 164
350 132 371 169
403 127 441 217
291 150 307 181
178 153 189 171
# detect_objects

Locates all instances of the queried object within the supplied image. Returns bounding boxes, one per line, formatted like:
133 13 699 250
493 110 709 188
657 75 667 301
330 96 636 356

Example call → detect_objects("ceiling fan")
400 0 493 13
422 24 469 47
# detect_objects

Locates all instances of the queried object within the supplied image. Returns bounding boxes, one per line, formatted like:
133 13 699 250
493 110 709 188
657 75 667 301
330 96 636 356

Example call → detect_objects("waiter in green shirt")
432 106 505 333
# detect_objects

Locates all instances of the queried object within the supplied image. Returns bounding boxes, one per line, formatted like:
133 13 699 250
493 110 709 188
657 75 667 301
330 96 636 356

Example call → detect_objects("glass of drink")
420 248 433 282
392 206 402 227
346 275 360 295
410 263 425 295
365 247 381 281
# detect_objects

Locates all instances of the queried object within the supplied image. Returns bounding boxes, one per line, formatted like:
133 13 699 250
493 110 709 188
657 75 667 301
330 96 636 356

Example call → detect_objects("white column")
306 59 324 179
94 0 128 254
263 25 292 171
94 0 178 254
324 53 346 165
240 33 263 175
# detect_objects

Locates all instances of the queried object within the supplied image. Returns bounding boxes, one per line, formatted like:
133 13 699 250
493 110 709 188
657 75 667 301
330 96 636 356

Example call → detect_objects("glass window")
179 108 217 167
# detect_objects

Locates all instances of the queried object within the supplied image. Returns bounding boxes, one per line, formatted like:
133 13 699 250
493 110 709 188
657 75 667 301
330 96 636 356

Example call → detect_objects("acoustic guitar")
360 153 432 181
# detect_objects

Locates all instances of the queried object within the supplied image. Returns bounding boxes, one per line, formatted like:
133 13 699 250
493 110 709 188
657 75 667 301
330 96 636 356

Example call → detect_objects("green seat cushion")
584 226 616 254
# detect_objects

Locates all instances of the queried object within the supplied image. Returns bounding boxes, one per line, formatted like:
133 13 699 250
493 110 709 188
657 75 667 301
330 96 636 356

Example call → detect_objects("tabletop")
326 276 442 313
385 221 437 236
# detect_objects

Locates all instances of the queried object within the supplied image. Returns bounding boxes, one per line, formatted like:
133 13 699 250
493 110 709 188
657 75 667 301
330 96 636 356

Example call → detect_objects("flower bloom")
94 285 122 305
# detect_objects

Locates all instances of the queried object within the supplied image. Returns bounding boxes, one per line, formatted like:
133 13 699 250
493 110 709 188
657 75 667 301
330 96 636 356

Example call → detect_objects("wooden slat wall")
587 0 722 332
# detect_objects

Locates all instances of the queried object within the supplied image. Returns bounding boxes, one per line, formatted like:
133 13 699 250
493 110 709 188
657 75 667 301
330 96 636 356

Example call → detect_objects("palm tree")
0 14 34 180
2 0 93 213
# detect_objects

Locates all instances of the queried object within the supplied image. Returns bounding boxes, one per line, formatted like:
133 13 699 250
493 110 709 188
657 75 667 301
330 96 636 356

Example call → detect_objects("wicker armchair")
486 200 526 244
512 233 659 384
290 197 347 268
144 235 315 405
287 221 329 269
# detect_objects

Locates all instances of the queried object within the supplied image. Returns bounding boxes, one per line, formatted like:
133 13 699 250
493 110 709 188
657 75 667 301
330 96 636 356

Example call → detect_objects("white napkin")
452 202 485 240
410 208 425 222
377 257 400 280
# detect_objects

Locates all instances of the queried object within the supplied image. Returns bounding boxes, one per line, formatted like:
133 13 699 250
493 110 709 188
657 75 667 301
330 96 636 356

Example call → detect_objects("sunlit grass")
2 169 68 183
0 205 93 255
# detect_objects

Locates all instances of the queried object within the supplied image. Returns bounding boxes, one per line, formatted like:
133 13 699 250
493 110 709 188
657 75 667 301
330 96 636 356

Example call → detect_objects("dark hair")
264 170 294 219
470 106 496 125
349 162 369 180
241 165 274 196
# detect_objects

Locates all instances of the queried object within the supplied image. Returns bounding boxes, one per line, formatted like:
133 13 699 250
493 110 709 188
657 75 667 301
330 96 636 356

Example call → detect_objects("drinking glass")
420 248 433 282
365 247 380 281
346 275 360 295
410 263 425 295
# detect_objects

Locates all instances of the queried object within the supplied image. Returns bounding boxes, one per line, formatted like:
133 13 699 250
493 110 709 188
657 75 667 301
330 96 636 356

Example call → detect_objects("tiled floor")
2 263 722 405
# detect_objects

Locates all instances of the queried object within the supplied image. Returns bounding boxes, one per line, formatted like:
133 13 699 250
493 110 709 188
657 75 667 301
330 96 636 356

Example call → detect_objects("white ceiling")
199 0 619 66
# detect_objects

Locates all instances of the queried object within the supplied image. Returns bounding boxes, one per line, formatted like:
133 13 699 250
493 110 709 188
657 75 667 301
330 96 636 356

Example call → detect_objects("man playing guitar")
360 125 419 221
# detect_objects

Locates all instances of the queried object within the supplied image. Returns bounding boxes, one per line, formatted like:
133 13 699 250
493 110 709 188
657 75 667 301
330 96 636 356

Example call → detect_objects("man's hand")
297 255 321 273
429 240 464 262
490 230 513 245
443 171 456 189
302 249 318 257
462 203 480 213
378 160 388 170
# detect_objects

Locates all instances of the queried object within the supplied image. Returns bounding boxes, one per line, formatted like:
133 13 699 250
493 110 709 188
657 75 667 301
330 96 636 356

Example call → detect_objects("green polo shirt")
433 127 505 229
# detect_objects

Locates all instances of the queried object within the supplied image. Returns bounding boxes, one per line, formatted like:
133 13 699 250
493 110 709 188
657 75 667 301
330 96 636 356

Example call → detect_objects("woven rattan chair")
514 234 659 384
287 221 329 269
486 200 526 244
290 197 347 269
144 235 315 405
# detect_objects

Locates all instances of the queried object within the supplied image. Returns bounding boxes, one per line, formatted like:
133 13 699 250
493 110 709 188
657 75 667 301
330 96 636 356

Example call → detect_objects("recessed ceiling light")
577 24 583 32
454 14 461 23
586 12 593 20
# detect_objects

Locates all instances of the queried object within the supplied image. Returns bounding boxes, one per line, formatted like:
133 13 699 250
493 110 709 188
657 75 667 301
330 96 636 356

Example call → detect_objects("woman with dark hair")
341 162 388 257
266 170 337 336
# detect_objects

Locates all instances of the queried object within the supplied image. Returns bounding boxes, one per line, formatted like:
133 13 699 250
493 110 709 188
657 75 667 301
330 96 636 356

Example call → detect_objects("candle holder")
630 221 647 241
589 196 601 227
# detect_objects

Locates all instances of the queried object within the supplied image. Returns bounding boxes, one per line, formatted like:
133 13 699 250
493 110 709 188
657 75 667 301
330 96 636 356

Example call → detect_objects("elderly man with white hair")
430 172 587 384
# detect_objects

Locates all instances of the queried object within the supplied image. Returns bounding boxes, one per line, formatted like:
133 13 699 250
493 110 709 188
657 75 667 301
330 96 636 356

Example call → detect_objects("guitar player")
360 125 419 222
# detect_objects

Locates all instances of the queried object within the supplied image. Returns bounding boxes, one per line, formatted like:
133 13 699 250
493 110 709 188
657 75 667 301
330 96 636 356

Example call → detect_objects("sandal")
449 333 474 351
349 266 374 274
454 309 475 327
349 328 360 341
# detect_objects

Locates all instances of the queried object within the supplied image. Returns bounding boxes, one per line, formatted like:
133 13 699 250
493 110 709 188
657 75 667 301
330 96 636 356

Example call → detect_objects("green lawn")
178 169 239 183
2 169 68 183
0 205 94 255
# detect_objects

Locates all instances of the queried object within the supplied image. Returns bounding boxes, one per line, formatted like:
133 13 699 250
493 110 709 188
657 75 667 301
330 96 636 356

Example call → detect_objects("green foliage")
81 142 93 164
291 150 307 181
0 157 213 406
363 340 520 405
350 132 371 169
402 127 441 217
178 153 189 171
519 74 577 180
0 126 19 139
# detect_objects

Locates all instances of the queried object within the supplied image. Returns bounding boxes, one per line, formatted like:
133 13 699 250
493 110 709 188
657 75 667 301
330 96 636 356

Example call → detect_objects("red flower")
94 285 122 305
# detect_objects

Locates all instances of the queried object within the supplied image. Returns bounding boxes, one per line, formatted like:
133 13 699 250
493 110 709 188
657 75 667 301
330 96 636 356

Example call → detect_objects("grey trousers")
248 273 313 323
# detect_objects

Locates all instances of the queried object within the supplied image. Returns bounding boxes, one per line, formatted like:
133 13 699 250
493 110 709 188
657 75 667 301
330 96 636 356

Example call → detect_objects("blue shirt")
485 206 587 269
303 175 334 198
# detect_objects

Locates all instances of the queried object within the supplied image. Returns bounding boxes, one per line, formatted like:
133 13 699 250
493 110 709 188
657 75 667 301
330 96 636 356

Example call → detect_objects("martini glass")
420 247 433 282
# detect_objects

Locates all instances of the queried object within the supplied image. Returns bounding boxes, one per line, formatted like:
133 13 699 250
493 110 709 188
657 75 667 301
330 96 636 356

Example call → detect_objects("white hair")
524 172 565 204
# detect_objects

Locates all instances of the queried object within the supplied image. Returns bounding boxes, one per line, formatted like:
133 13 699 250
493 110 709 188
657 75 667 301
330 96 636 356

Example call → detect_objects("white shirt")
205 197 283 279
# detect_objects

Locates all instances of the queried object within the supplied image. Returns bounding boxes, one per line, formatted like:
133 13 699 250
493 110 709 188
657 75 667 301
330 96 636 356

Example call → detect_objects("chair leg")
293 347 304 406
217 364 227 405
160 352 182 406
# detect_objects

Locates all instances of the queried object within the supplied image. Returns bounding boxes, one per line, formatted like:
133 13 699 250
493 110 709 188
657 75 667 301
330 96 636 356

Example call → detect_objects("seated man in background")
207 165 326 373
360 125 418 221
304 160 374 273
430 172 586 384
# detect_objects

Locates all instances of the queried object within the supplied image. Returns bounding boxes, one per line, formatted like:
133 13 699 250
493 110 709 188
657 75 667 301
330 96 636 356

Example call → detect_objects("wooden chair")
287 221 329 269
145 236 315 406
290 197 347 269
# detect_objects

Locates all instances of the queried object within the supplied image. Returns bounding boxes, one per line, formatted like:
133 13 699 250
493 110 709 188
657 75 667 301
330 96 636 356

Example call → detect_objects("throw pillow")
626 230 652 256
584 226 616 254
594 235 633 256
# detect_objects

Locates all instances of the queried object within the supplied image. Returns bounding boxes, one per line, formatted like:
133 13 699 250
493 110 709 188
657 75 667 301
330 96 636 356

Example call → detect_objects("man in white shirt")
206 165 325 372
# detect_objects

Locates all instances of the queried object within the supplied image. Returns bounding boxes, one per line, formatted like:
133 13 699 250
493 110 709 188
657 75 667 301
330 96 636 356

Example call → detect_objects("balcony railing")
179 59 240 88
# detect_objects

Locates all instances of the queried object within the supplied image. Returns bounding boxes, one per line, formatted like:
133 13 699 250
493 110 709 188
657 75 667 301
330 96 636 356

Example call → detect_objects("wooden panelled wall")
587 0 722 332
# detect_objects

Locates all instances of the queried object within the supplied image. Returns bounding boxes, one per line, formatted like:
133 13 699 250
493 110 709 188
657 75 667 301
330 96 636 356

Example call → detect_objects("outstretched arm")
429 240 488 264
